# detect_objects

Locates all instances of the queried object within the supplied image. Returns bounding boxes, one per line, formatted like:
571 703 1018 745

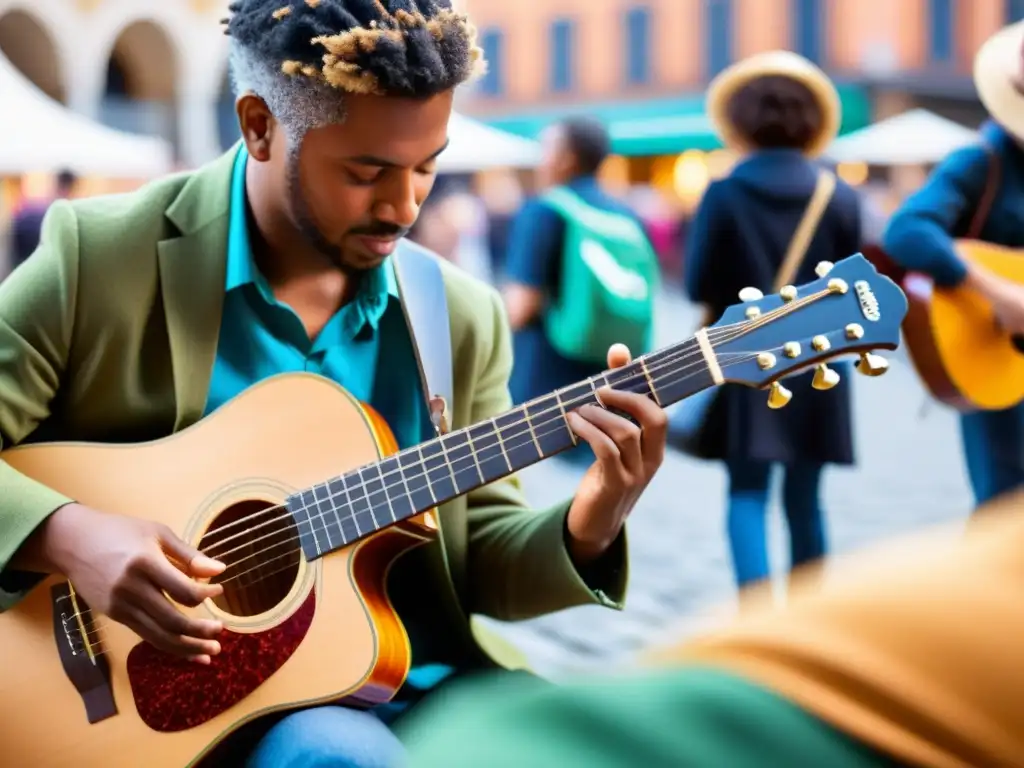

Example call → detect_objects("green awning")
480 84 871 157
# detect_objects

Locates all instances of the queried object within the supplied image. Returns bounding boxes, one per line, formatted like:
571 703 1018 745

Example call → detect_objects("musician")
883 20 1024 506
682 52 861 595
0 1 668 764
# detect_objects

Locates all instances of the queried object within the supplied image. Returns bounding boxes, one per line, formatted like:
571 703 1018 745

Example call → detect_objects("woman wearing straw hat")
884 20 1024 509
679 51 864 599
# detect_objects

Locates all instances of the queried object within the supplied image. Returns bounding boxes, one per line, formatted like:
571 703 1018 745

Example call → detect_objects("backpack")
540 186 660 364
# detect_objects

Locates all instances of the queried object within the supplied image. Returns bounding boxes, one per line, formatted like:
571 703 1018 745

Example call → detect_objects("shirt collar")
225 145 399 326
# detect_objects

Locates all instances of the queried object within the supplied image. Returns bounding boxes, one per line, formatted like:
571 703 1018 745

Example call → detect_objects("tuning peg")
767 381 792 409
814 261 834 277
855 352 889 377
812 363 840 390
738 286 763 302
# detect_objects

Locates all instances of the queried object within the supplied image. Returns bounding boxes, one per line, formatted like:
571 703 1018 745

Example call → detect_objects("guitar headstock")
706 253 908 408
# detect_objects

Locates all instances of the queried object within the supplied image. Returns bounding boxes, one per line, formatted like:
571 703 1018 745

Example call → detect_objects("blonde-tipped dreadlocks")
222 0 485 98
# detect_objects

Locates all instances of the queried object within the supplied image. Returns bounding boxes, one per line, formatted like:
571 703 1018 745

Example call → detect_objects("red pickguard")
126 591 316 733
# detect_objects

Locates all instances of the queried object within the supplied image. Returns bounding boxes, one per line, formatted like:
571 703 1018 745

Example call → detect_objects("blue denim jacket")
882 120 1024 287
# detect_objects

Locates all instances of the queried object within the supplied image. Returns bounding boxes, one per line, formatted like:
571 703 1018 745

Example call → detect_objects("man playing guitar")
0 1 668 764
883 20 1024 505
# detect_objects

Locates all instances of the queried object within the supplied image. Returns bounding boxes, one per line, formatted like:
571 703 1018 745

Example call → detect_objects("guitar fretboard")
286 335 716 561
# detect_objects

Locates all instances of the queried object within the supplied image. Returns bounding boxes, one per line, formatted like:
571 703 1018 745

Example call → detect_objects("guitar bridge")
50 582 117 724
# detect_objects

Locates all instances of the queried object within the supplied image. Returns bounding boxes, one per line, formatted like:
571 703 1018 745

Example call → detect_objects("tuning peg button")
767 381 792 409
738 287 763 302
815 261 834 277
855 352 888 377
812 363 840 390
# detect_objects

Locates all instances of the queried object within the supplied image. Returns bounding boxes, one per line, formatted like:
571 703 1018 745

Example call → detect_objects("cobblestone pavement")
477 288 974 678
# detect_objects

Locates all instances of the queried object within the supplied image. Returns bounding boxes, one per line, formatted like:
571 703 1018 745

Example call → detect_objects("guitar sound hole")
199 499 302 618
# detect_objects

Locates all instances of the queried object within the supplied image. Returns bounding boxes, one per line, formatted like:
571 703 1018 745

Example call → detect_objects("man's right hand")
966 264 1024 337
41 504 226 663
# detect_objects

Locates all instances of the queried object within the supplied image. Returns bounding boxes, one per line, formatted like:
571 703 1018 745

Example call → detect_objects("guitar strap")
392 239 455 437
966 140 1002 239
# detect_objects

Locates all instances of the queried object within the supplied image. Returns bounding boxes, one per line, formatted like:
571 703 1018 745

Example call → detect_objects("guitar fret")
399 448 437 511
421 441 457 501
492 418 513 470
497 408 542 467
295 488 332 557
292 492 323 559
418 446 438 505
313 482 347 545
639 357 662 405
468 421 511 482
520 404 543 455
648 338 718 405
527 393 576 456
552 390 578 446
357 465 393 526
325 477 363 544
379 456 414 519
444 430 484 489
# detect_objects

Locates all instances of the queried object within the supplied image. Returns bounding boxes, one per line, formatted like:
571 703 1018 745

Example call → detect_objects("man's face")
265 90 453 272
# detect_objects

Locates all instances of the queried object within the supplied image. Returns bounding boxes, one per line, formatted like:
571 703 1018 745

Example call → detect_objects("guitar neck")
286 334 718 561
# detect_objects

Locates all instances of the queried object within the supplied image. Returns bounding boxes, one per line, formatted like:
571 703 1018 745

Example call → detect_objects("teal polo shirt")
206 145 452 705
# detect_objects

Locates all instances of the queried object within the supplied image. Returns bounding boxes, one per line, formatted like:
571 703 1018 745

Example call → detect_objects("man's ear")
237 94 276 162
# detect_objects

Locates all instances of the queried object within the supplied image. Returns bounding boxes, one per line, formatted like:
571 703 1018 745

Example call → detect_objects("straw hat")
706 50 842 157
974 20 1024 141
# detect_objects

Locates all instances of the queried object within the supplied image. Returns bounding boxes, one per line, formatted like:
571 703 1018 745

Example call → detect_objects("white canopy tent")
825 109 980 166
436 112 541 173
0 53 173 178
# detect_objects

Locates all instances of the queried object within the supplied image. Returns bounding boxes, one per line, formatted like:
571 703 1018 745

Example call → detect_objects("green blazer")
0 149 627 661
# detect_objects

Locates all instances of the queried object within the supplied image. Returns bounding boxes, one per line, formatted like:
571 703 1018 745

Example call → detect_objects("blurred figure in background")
502 116 659 464
883 20 1024 508
681 53 864 598
8 169 76 272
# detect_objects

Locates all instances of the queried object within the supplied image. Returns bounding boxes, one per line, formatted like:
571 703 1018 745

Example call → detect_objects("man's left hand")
565 344 668 564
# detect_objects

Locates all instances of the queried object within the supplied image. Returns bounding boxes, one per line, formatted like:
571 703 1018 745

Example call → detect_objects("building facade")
2 0 1023 171
0 0 238 169
461 0 1024 151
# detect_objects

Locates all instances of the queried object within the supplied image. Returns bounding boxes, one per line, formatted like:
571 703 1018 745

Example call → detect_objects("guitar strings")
200 346 752 566
70 286 839 641
72 343 787 645
194 288 828 559
72 339 759 640
193 301 806 559
72 344 770 652
70 287 835 640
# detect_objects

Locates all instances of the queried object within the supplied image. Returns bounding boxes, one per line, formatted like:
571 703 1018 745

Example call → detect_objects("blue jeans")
725 460 826 588
960 403 1024 506
245 706 404 768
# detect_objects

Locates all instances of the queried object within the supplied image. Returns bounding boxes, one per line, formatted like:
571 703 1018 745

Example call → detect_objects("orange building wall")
464 0 1013 111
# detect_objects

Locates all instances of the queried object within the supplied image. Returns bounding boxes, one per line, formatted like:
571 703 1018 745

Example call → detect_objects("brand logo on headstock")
855 280 880 322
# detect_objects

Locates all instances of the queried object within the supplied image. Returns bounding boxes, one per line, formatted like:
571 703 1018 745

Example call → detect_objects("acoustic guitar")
869 240 1024 411
0 254 906 767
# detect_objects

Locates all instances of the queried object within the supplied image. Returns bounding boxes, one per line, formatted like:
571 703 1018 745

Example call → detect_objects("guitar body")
889 240 1024 411
0 373 434 767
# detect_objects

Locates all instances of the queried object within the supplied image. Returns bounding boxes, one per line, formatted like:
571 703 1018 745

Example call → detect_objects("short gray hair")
227 39 346 140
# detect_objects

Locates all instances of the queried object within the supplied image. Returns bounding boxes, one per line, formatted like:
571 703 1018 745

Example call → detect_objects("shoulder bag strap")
392 239 454 436
772 169 837 292
966 140 1001 240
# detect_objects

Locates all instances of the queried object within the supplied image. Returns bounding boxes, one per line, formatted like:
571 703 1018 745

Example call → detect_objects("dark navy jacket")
882 120 1024 286
684 150 862 465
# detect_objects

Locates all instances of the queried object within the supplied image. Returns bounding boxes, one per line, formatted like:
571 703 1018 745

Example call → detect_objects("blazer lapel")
158 148 237 431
